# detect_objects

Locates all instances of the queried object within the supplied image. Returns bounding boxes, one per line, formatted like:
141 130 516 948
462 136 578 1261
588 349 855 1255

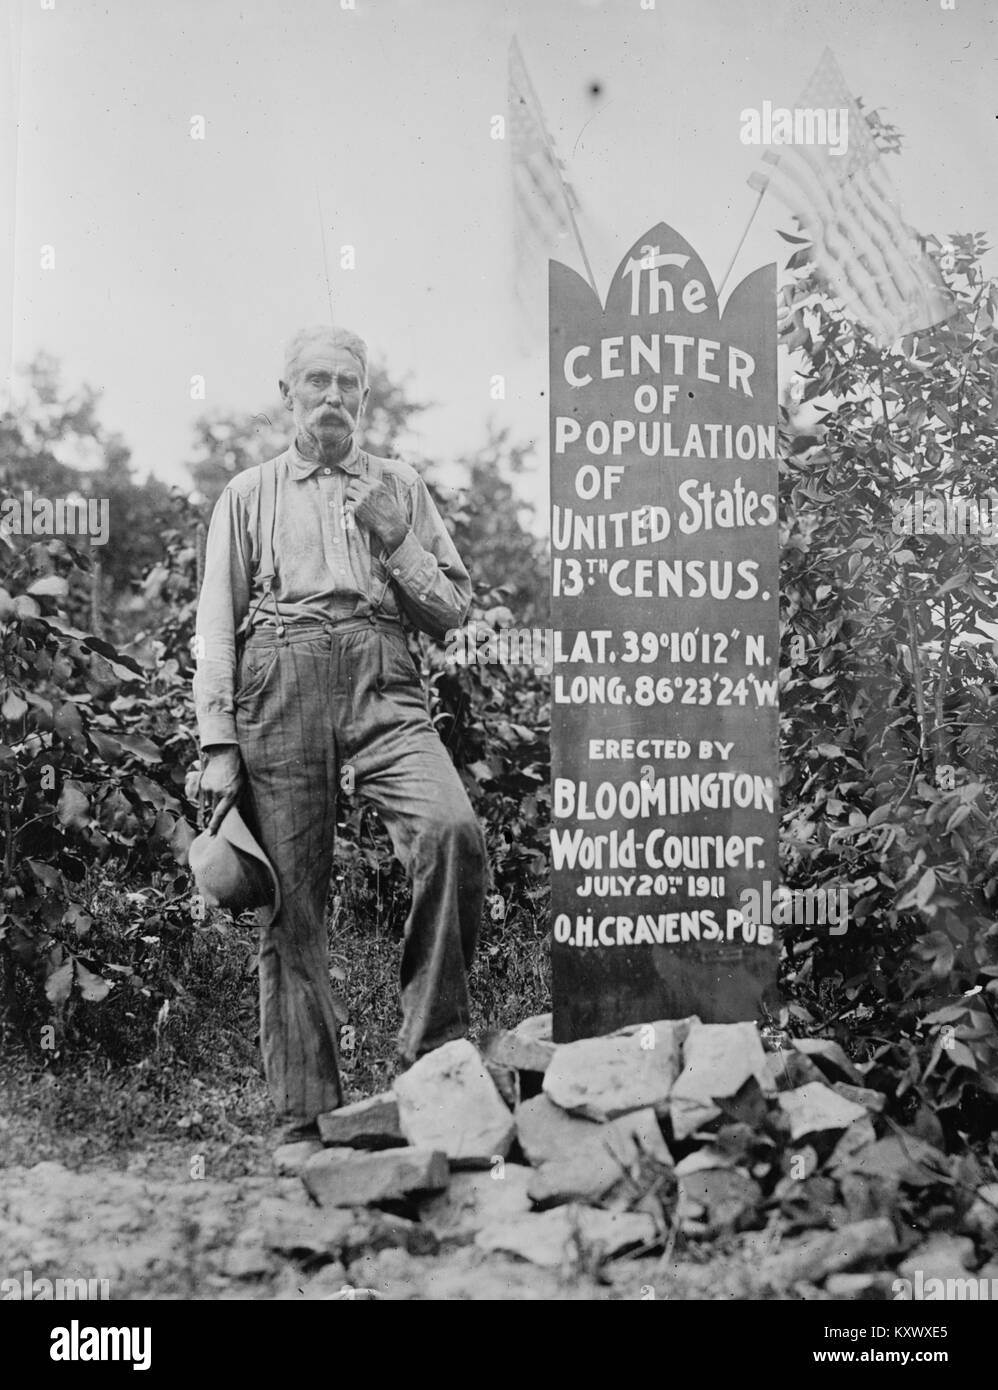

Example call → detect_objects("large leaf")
44 959 74 1006
27 859 63 892
56 782 90 829
131 774 177 810
62 904 93 938
115 734 162 764
83 636 145 681
38 619 144 681
1 690 28 722
13 594 40 620
75 960 112 1003
90 731 124 762
897 867 937 913
27 575 69 600
53 702 87 751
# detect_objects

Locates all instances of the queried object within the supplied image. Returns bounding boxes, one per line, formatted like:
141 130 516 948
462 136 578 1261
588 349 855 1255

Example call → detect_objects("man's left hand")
344 477 409 553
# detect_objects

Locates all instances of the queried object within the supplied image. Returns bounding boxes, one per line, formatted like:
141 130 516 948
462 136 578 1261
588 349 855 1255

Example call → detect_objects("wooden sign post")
549 223 779 1042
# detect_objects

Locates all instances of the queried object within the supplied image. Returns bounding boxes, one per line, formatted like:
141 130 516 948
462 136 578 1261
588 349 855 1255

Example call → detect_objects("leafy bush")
776 186 998 1130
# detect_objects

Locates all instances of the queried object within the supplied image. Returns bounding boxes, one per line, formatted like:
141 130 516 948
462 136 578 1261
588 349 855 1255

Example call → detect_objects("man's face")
280 345 369 448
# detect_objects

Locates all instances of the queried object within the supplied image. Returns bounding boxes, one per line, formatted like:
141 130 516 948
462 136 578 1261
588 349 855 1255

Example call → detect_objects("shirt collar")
287 436 361 479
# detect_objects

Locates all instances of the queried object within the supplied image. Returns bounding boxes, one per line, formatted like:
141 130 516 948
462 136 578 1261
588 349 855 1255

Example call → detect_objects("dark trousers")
235 616 486 1126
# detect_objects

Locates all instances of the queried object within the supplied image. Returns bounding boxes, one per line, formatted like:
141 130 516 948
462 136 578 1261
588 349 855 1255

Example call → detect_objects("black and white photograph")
2 0 998 1340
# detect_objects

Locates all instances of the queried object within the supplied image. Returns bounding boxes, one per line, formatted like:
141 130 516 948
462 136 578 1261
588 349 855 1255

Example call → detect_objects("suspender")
249 448 390 636
256 456 284 635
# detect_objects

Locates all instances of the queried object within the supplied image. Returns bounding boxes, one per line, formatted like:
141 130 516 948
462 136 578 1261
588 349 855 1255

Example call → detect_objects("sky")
2 0 996 504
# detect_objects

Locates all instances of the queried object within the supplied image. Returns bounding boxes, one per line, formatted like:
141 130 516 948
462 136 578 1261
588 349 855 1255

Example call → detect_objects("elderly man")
194 325 486 1135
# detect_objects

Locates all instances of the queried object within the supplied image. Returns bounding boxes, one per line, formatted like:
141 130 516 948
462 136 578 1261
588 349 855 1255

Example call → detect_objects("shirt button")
323 467 331 475
392 567 401 576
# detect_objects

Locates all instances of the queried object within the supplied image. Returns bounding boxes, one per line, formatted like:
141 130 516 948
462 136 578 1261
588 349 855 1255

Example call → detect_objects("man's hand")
200 745 245 835
344 477 408 553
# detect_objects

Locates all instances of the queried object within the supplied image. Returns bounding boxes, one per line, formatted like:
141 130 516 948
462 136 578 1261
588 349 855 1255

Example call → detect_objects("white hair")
282 325 369 385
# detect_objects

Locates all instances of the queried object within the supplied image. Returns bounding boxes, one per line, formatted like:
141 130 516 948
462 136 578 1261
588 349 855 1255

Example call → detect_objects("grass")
0 875 551 1174
334 894 551 1098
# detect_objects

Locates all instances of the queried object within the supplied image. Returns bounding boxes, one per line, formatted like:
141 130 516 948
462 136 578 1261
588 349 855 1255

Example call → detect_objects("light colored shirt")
193 439 472 748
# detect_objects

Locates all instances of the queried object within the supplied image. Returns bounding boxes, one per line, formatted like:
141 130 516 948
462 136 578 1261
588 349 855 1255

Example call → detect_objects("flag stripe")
747 47 954 345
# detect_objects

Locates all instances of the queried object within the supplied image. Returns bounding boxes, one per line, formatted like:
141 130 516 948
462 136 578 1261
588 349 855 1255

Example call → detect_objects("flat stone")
776 1173 843 1229
839 1171 897 1223
831 1082 885 1113
542 1018 692 1121
791 1038 863 1084
760 1049 826 1094
317 1094 405 1150
394 1039 515 1166
670 1022 768 1140
485 1013 556 1074
898 1234 975 1284
826 1117 878 1172
301 1147 448 1208
516 1095 669 1166
475 1205 657 1267
825 1272 895 1298
262 1199 436 1259
830 1134 947 1187
678 1167 760 1237
674 1149 734 1177
259 1200 356 1257
526 1141 667 1208
777 1082 869 1141
757 1217 897 1287
516 1095 594 1165
527 1149 668 1208
420 1166 533 1242
272 1139 323 1176
517 1099 671 1206
224 1238 273 1279
526 1156 618 1207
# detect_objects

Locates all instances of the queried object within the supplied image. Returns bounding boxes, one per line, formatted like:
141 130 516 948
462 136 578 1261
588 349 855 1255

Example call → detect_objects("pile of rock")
261 1016 997 1291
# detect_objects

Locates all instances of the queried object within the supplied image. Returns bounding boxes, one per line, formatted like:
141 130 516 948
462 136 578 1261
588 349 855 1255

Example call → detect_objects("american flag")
748 49 954 346
508 37 593 348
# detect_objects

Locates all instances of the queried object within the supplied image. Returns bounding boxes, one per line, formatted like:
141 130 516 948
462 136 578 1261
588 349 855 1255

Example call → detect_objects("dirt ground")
0 1079 841 1308
1 1148 826 1301
0 1054 869 1302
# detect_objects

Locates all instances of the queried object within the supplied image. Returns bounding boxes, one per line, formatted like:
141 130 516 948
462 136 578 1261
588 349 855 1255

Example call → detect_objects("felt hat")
188 807 281 926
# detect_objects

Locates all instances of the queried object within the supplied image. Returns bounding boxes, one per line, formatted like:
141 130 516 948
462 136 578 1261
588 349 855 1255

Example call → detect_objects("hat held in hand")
188 808 281 926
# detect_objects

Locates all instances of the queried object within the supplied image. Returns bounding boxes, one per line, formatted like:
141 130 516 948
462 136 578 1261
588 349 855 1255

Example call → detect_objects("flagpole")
511 37 599 299
717 184 767 298
314 183 335 324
